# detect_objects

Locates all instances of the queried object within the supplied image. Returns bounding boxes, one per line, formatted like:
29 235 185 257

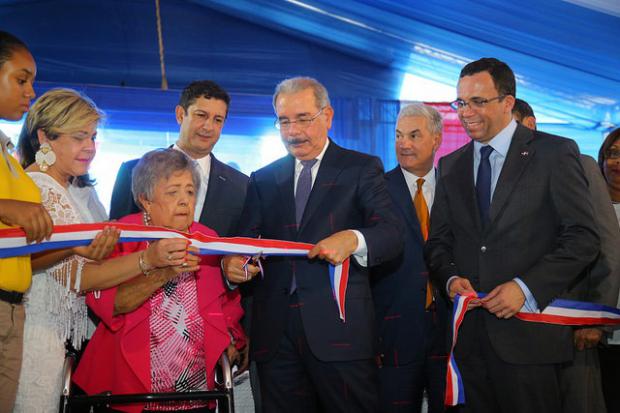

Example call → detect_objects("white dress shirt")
401 166 436 211
173 144 211 221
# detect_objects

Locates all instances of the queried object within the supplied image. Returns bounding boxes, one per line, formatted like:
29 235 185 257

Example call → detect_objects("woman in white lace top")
13 89 194 412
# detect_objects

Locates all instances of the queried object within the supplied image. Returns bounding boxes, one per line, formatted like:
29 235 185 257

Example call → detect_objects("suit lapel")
199 154 224 224
488 125 535 224
298 141 345 234
451 143 482 232
275 154 298 233
387 167 424 244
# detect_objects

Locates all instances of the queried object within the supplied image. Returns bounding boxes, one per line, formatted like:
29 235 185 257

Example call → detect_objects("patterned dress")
146 271 208 411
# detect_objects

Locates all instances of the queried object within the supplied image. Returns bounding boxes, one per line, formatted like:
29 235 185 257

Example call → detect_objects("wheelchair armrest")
62 352 77 396
217 353 233 390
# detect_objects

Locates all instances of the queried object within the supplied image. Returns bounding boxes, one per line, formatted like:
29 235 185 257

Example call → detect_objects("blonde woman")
14 89 190 411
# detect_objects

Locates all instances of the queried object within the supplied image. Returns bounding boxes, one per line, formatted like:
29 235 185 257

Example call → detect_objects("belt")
0 288 24 304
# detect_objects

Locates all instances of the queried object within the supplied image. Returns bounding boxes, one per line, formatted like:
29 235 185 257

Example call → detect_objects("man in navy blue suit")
372 103 450 412
223 77 403 413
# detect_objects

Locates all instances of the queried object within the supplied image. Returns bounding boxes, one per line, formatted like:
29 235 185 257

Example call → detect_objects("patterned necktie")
295 159 318 225
291 158 318 294
413 178 433 309
476 145 494 226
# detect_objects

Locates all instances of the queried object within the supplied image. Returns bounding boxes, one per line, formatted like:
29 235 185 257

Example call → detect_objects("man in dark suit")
371 103 450 413
513 98 620 413
109 80 248 238
425 58 599 413
223 77 402 413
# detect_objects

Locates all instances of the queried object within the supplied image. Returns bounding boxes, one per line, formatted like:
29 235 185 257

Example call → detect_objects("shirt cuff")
446 275 459 295
221 258 238 291
513 277 539 312
351 230 368 267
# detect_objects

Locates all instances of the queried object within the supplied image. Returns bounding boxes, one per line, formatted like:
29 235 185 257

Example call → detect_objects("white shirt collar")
294 138 329 168
473 118 517 157
400 166 435 188
173 143 211 178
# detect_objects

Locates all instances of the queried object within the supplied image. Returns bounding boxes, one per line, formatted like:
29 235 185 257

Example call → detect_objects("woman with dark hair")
598 128 620 210
0 31 53 411
13 90 188 412
74 149 246 413
598 128 620 413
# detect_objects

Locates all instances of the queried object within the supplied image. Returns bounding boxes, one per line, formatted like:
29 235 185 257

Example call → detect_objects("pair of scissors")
241 252 264 281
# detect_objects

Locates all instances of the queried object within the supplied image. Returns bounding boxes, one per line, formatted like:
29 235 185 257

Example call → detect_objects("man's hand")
574 328 603 351
481 280 525 319
448 276 481 309
222 255 260 284
73 226 120 261
0 199 53 243
308 230 357 265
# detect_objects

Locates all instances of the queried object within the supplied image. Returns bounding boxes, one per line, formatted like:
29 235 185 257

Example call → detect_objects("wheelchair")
59 351 235 413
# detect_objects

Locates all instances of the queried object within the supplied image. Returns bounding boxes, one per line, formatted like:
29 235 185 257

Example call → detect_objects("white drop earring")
35 142 56 172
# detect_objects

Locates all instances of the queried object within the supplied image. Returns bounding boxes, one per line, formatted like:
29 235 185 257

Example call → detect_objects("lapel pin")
521 151 529 156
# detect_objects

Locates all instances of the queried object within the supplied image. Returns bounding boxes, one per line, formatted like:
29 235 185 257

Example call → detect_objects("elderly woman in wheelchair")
73 149 246 413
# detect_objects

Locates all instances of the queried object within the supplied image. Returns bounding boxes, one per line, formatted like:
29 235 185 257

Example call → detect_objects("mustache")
286 138 307 145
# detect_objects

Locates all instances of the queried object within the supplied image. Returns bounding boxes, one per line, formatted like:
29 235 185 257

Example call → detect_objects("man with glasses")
513 98 620 413
425 58 599 412
223 76 402 412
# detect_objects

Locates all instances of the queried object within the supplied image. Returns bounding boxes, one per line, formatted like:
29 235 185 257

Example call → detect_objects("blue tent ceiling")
1 0 619 130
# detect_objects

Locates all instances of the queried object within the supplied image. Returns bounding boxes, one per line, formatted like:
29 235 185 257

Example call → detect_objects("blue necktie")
476 145 493 225
291 158 318 294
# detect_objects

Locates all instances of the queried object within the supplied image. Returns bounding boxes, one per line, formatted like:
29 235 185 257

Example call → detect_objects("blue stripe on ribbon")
549 298 620 314
0 240 93 258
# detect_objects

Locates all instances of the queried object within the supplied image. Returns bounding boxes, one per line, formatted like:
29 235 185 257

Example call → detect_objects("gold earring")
35 142 56 172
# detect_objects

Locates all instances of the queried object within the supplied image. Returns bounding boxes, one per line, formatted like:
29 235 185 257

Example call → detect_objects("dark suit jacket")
371 167 450 366
425 124 599 365
563 155 620 309
109 153 249 237
237 141 403 363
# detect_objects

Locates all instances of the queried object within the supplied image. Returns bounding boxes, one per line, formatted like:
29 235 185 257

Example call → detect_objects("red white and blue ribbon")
0 223 351 321
445 293 620 406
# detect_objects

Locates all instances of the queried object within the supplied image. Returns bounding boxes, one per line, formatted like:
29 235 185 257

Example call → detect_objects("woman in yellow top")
0 31 53 411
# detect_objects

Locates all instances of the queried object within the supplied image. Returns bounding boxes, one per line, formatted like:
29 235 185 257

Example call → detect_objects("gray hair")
272 76 331 110
397 103 443 136
131 148 201 209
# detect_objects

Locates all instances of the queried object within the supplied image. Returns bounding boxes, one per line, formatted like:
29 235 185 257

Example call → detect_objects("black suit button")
282 288 289 294
480 246 487 253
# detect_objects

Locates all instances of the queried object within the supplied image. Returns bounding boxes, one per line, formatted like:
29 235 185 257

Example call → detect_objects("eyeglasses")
605 149 620 160
450 95 506 111
275 107 325 130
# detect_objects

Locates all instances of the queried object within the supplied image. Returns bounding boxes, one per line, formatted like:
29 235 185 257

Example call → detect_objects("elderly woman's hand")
73 226 120 261
144 238 192 269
